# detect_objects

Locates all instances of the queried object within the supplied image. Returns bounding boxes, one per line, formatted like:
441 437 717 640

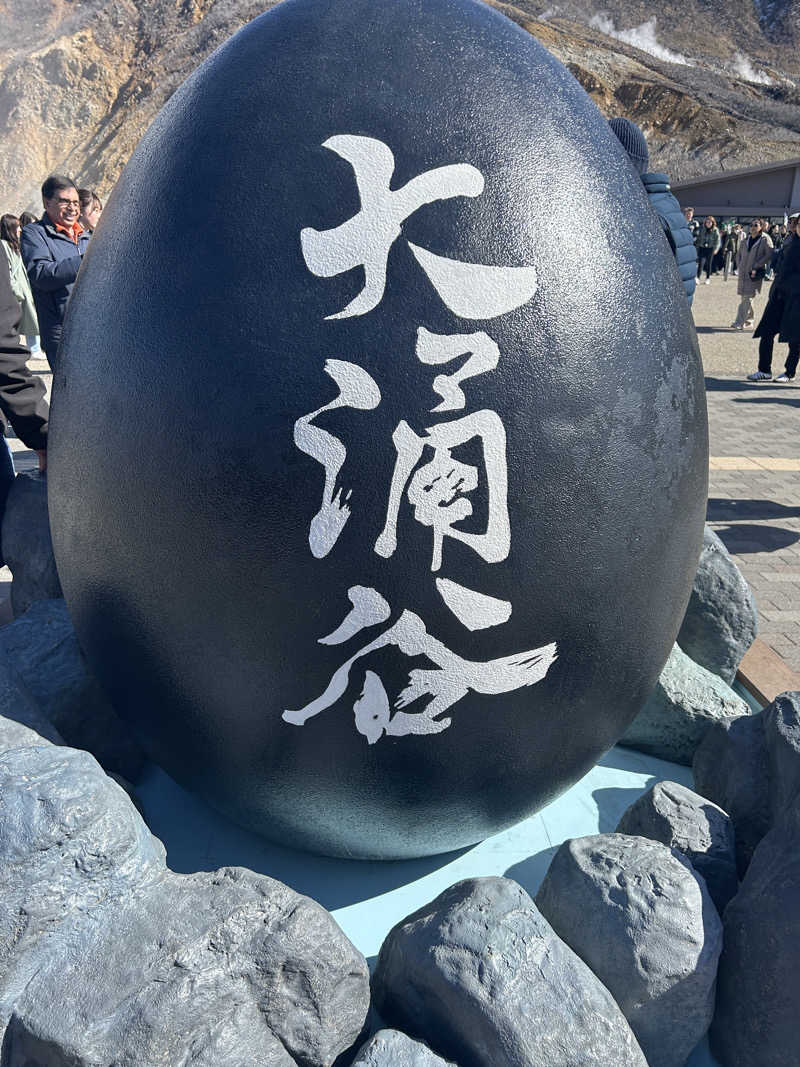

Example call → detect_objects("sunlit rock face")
49 0 707 859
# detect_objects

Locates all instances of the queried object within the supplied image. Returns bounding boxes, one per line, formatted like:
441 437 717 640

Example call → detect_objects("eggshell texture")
49 0 708 858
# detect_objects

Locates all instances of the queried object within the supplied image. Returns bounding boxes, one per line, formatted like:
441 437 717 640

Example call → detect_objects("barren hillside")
1 0 799 211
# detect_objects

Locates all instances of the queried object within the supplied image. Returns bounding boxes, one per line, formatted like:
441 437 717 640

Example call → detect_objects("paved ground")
5 283 799 677
691 275 800 673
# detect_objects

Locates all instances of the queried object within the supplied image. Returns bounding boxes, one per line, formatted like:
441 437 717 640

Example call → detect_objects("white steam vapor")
589 14 692 66
730 52 773 84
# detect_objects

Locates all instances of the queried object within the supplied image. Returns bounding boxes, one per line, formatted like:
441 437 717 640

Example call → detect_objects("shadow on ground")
704 377 773 392
733 395 800 408
591 784 654 833
712 522 800 553
505 847 559 896
137 763 470 910
708 498 800 521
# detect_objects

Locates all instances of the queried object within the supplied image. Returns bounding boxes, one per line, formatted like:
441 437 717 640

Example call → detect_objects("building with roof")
672 157 800 219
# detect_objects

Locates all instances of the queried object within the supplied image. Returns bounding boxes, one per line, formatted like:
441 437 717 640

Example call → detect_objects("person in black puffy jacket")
608 117 697 307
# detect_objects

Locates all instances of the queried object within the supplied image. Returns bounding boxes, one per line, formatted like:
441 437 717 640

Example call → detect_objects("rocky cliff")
1 0 799 212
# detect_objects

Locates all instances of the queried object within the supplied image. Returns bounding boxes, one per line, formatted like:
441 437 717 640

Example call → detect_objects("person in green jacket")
696 216 721 284
0 214 39 346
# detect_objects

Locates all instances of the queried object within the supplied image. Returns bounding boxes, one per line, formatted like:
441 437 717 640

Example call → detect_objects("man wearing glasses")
21 175 90 369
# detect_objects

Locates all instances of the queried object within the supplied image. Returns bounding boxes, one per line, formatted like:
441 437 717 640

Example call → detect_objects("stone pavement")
692 277 800 674
5 289 800 678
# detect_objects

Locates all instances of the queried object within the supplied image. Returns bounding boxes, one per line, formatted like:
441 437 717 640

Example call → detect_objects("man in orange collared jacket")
21 175 90 370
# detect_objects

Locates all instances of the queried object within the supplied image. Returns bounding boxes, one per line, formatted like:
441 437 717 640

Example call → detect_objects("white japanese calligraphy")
435 578 512 631
288 134 558 742
300 135 538 320
301 135 484 319
416 327 499 412
294 359 381 558
375 410 510 572
282 587 557 744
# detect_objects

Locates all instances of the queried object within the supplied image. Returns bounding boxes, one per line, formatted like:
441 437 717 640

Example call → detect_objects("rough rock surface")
373 876 647 1067
0 654 63 751
763 691 800 823
620 642 751 765
0 743 371 1065
352 1030 458 1066
0 744 167 1041
616 780 738 913
535 835 723 1067
1 471 63 616
710 809 800 1067
677 526 757 684
693 693 800 876
0 597 145 779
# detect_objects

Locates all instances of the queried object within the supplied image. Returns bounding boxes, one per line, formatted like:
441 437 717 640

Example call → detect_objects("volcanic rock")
535 834 723 1067
352 1030 458 1066
677 526 757 684
373 876 647 1066
1 471 63 616
620 642 751 765
710 809 800 1067
616 780 738 913
0 597 145 779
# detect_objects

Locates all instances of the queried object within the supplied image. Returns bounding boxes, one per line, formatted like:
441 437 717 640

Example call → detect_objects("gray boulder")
352 1030 458 1066
620 642 751 765
535 835 723 1067
0 744 166 1036
677 526 757 684
0 657 63 751
710 809 800 1066
763 691 800 823
1 471 62 616
0 743 370 1066
373 876 647 1067
0 597 146 780
693 694 800 877
7 866 370 1067
616 780 738 913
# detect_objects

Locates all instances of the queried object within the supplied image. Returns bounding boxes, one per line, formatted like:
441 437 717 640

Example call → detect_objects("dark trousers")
758 333 800 377
697 248 714 279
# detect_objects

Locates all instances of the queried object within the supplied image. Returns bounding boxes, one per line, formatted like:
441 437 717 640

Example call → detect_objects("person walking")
721 223 740 277
0 214 39 348
748 224 800 381
731 220 773 329
21 174 89 369
696 216 720 284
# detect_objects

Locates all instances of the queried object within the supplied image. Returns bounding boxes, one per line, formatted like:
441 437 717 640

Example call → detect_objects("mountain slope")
1 0 799 212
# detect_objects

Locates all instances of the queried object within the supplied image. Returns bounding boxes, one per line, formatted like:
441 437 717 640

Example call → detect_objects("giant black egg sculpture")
49 0 708 859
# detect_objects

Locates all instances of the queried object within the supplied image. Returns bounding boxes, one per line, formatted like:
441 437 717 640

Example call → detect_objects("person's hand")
36 449 46 472
750 269 756 278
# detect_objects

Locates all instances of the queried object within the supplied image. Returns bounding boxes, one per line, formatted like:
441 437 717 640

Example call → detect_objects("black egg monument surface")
49 0 708 859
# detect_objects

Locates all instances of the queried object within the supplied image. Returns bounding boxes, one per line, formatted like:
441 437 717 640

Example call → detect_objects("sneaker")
776 373 794 383
743 320 754 328
747 371 772 381
705 279 711 284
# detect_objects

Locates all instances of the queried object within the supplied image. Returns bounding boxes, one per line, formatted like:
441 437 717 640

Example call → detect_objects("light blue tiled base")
137 744 719 1066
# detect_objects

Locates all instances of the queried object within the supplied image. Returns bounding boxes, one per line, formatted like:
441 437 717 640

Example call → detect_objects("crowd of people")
682 207 800 382
0 174 101 551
